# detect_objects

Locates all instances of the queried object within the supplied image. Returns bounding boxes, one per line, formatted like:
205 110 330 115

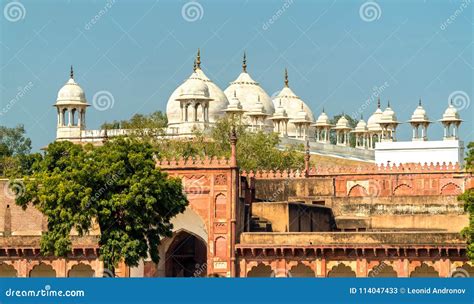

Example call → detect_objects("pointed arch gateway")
165 230 207 277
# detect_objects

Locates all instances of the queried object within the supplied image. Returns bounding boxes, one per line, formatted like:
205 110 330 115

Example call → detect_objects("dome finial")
70 65 74 79
377 97 381 108
196 48 201 69
301 101 304 110
193 59 197 72
419 98 422 106
242 51 247 72
234 90 237 98
258 95 261 102
284 68 289 87
360 114 363 120
322 107 325 113
387 100 391 108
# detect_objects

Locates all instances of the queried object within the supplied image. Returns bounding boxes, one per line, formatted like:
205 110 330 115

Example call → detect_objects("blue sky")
0 0 472 151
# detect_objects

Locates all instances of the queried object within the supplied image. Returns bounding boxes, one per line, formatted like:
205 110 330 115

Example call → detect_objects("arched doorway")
165 231 207 277
30 263 56 277
368 263 398 277
247 264 273 277
0 263 17 277
68 263 95 277
410 263 439 278
289 263 315 277
327 263 356 277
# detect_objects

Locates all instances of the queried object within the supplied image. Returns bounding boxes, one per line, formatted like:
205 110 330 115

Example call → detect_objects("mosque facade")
0 51 472 278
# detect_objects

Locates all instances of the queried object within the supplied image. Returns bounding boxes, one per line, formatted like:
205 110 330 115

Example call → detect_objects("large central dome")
224 53 274 126
166 50 229 129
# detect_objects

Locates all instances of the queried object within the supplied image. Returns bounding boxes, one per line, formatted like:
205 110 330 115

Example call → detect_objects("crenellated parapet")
241 169 306 179
308 162 462 176
156 156 233 169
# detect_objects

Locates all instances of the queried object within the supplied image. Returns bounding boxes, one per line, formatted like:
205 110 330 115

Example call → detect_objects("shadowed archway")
165 230 207 277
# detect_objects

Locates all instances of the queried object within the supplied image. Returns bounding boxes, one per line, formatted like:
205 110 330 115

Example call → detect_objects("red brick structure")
1 156 473 278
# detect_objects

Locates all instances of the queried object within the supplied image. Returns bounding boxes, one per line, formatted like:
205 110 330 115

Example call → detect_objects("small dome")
270 99 288 120
410 100 430 123
367 107 383 131
224 54 274 125
55 69 88 106
440 102 462 122
314 110 331 126
224 90 244 113
334 115 351 130
177 72 209 99
166 53 229 126
271 69 314 137
249 96 267 115
354 118 367 132
380 102 399 124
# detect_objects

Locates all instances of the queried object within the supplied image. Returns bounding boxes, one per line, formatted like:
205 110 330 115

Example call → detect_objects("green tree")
460 142 474 261
15 137 188 272
0 125 38 177
152 117 304 171
101 111 168 139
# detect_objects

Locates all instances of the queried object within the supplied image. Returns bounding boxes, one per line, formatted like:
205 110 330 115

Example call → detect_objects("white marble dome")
271 70 314 138
410 100 430 123
380 103 398 124
354 118 367 132
334 115 351 129
56 73 87 106
315 111 331 126
177 72 209 99
167 67 229 126
224 56 274 125
367 106 383 132
440 102 462 122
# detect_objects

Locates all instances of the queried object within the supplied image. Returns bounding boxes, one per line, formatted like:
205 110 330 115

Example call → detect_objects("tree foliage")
15 138 188 270
460 141 474 262
101 111 168 138
153 117 305 171
0 125 39 177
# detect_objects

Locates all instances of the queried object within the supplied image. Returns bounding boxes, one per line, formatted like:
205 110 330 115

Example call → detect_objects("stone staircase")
249 216 272 232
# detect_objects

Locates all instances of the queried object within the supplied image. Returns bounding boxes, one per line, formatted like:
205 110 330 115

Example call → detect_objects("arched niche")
215 236 227 258
68 263 95 277
0 263 17 277
289 263 314 277
30 263 56 278
348 184 368 197
410 263 439 278
327 263 356 278
393 184 412 196
215 193 227 218
368 262 397 277
440 182 462 195
247 264 273 277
